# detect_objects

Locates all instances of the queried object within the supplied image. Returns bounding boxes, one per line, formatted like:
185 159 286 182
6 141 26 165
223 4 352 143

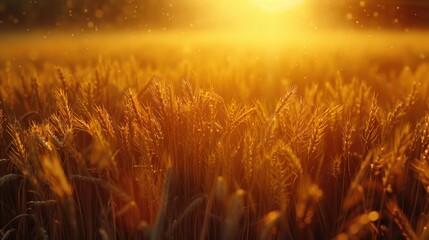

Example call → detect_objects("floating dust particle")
95 9 104 19
346 13 353 20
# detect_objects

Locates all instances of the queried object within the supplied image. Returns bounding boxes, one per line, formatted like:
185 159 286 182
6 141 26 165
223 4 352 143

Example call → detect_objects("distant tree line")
308 0 429 29
0 0 193 30
0 0 428 30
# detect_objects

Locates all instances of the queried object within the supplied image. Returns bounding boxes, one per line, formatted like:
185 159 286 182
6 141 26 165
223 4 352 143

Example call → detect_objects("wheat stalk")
386 198 418 240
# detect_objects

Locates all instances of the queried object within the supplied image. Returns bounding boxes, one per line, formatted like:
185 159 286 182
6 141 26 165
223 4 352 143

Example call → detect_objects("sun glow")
200 0 309 33
253 0 305 12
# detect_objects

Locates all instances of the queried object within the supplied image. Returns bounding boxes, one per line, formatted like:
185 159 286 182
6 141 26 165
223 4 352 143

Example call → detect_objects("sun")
252 0 305 12
199 0 309 32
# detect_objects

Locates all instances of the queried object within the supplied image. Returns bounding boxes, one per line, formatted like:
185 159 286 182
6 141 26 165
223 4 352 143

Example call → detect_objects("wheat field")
1 31 429 239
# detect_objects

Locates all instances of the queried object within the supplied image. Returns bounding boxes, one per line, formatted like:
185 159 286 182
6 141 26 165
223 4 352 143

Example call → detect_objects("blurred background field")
1 29 429 106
